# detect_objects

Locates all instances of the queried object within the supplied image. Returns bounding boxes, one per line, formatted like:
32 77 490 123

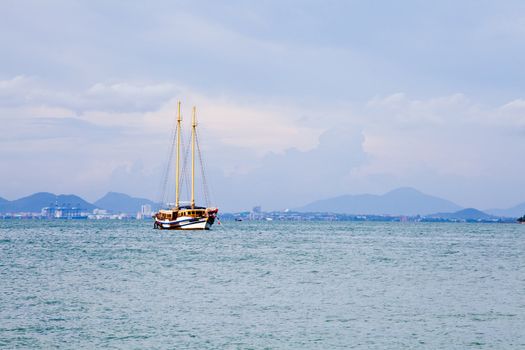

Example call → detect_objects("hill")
0 192 97 213
485 202 525 218
94 192 157 214
295 187 462 216
428 208 496 221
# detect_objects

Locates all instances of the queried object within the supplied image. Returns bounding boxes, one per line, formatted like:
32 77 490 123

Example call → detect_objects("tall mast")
175 101 181 209
191 106 196 209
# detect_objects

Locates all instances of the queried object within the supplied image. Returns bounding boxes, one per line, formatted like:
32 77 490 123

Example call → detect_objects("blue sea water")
0 220 524 349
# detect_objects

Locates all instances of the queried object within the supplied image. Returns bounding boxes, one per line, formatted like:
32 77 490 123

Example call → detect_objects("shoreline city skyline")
2 187 524 220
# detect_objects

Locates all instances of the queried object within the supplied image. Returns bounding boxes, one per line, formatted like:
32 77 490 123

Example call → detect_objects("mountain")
295 187 462 215
485 202 525 218
0 191 158 214
428 208 496 221
94 192 157 214
0 192 97 213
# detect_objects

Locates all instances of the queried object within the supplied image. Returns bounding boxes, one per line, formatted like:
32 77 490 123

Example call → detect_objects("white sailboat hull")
155 216 214 230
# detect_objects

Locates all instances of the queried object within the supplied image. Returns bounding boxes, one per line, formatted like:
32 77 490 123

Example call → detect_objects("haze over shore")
2 188 524 219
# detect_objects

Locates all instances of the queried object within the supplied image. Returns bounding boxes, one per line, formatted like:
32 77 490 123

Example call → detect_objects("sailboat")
154 102 218 230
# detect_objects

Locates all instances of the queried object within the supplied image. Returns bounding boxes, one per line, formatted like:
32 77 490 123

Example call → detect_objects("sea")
0 220 524 349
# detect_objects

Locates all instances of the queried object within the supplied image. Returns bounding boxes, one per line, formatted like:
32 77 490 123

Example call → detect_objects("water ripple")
0 220 524 348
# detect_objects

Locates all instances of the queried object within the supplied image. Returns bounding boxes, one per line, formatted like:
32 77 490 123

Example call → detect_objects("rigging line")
195 130 212 207
157 112 178 207
196 131 211 206
179 132 192 202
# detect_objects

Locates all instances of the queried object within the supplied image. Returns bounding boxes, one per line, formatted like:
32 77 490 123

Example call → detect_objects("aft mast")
175 101 181 209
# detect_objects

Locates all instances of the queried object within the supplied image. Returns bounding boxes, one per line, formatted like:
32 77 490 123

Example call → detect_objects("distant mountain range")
94 192 158 214
0 192 97 213
295 187 462 216
0 192 157 214
485 203 525 218
296 187 525 218
427 208 497 221
1 187 524 218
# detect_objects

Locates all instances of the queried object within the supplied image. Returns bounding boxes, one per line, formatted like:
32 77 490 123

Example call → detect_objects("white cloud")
2 74 525 210
84 82 183 112
366 93 473 126
0 76 323 203
343 93 525 208
0 76 320 151
498 99 525 128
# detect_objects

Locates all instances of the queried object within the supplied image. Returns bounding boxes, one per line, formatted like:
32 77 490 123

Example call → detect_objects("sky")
1 0 525 212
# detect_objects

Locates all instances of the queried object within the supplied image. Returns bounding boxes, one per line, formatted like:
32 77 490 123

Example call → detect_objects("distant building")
250 205 263 220
93 209 108 215
136 204 152 220
141 204 152 217
41 205 86 219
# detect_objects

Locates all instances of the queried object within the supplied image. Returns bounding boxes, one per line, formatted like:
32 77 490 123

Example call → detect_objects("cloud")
84 82 183 112
210 126 368 211
0 76 323 204
2 72 525 210
0 76 321 153
341 93 525 208
0 117 118 142
204 92 525 210
1 1 525 210
498 99 525 128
